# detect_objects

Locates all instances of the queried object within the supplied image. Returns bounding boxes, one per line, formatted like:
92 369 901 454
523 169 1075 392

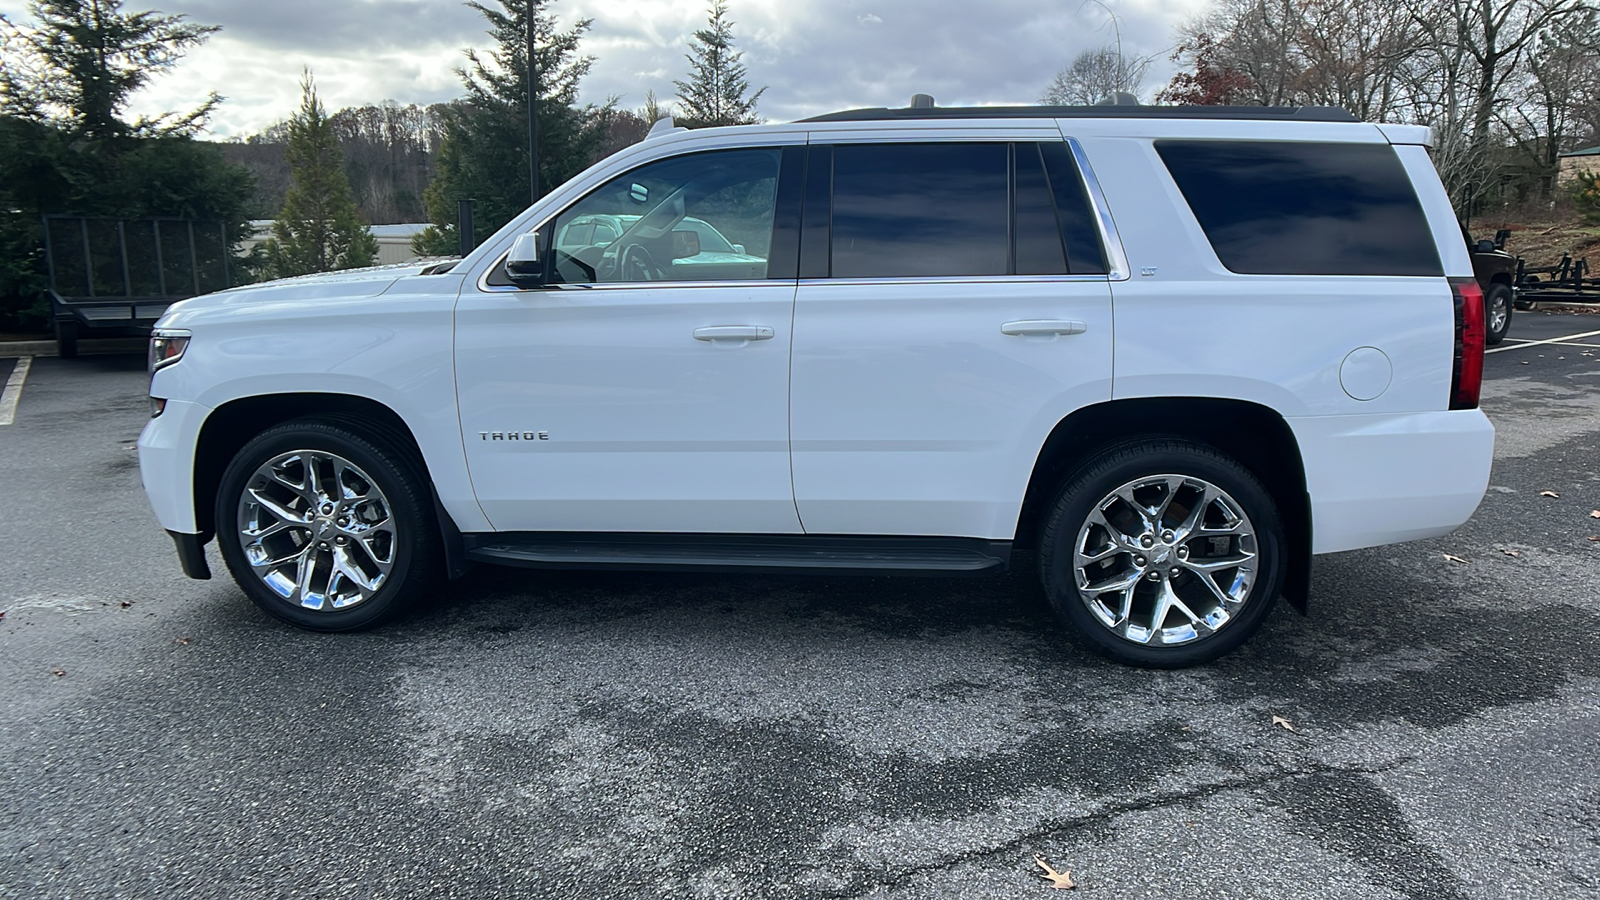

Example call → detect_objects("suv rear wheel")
1039 439 1285 667
215 419 438 631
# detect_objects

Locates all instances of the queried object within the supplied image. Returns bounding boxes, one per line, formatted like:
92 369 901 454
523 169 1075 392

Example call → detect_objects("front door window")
545 148 781 285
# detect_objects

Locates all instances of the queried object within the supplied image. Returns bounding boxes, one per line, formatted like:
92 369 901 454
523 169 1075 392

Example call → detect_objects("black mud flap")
168 530 212 580
1283 492 1312 614
432 490 475 581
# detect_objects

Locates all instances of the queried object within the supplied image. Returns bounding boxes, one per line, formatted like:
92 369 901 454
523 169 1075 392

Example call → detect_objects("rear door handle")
1001 319 1087 336
694 325 774 342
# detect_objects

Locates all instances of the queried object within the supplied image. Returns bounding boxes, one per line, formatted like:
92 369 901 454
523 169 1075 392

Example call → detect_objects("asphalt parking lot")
2 313 1598 899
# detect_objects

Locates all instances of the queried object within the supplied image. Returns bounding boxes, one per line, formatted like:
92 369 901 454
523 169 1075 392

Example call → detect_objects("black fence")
43 216 233 304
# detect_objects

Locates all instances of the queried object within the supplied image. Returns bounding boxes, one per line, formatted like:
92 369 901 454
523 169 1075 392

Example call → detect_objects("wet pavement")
2 315 1597 898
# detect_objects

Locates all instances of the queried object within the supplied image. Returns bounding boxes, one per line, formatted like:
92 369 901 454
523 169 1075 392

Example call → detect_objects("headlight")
149 329 191 374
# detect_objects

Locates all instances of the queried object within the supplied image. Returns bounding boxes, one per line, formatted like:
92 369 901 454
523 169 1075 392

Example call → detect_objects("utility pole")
527 0 539 204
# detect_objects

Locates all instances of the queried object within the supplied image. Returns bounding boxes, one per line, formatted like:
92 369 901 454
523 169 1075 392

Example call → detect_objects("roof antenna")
1093 92 1141 106
647 116 686 139
908 93 936 109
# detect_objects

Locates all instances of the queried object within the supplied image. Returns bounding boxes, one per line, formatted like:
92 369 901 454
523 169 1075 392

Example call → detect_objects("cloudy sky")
1 0 1210 138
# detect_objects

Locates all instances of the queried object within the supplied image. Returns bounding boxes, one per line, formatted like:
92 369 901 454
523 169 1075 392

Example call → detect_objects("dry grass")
1471 197 1600 269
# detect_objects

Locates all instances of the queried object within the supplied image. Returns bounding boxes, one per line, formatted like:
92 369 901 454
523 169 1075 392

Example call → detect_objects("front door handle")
1001 319 1087 337
694 325 774 342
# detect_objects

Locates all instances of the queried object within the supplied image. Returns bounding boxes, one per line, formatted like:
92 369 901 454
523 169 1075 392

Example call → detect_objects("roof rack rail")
800 105 1359 123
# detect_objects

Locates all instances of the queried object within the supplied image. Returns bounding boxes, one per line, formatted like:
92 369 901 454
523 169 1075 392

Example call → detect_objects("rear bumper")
1290 409 1494 554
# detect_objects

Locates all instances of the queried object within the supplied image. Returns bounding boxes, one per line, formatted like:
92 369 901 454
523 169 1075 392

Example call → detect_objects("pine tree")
263 73 378 278
673 1 765 128
0 0 250 329
0 0 220 138
413 0 604 256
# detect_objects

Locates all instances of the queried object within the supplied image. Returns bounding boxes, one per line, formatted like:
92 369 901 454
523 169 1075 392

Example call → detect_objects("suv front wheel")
215 419 438 631
1039 439 1285 667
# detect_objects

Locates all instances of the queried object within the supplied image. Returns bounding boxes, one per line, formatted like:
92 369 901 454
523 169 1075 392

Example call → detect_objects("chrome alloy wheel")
1072 474 1258 646
235 450 397 611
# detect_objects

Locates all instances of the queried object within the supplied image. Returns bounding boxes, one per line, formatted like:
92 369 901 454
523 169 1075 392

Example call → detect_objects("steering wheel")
618 243 665 282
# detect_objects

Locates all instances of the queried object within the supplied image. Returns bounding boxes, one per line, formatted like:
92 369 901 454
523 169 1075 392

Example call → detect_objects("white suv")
139 103 1494 667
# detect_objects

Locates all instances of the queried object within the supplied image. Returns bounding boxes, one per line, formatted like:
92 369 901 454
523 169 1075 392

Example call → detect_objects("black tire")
55 319 78 359
215 418 438 631
1038 439 1285 668
1484 283 1513 346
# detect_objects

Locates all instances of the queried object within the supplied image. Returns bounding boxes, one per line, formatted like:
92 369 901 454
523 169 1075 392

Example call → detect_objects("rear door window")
1155 140 1443 277
822 141 1109 279
830 142 1010 278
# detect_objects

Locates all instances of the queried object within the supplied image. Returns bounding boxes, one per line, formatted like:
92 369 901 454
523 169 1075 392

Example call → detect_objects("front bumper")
138 397 210 534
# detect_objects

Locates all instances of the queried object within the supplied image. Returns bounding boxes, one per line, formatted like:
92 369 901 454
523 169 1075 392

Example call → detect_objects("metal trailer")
1513 252 1600 306
42 216 233 358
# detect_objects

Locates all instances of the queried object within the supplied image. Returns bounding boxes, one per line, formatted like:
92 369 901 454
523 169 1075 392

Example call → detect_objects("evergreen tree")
0 0 250 331
0 0 220 137
263 73 377 278
414 0 605 256
673 1 765 128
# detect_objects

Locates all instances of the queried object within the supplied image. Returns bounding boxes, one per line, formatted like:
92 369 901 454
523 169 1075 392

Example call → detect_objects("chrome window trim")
479 275 798 294
798 275 1112 287
480 263 1118 294
1063 135 1130 281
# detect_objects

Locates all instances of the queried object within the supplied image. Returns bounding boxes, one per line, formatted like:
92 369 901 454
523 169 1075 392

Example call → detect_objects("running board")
463 533 1011 576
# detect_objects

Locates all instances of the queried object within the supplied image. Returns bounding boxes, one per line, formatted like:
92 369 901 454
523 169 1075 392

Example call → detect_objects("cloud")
0 0 1207 137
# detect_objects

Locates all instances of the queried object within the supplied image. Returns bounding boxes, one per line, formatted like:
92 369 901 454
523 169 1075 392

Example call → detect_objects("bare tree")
1040 45 1152 104
1161 0 1600 212
1502 9 1600 195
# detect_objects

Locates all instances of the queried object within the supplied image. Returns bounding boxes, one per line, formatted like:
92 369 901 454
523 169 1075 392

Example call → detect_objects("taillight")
1450 278 1484 410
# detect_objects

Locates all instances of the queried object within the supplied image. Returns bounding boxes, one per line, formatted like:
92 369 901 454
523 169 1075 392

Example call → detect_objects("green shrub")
1570 170 1600 224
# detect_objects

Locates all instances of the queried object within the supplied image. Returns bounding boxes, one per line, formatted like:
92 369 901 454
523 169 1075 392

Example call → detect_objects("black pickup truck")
1465 226 1517 345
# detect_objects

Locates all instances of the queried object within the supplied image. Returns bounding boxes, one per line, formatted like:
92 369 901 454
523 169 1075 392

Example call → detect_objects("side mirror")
731 243 745 255
671 229 701 260
505 232 543 286
1475 239 1495 253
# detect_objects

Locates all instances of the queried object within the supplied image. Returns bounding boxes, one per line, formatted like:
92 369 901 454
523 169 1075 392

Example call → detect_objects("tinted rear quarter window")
1155 140 1442 276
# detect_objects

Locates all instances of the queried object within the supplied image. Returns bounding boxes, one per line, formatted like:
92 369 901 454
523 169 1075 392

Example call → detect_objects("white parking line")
0 356 31 426
1499 337 1600 349
1485 327 1600 354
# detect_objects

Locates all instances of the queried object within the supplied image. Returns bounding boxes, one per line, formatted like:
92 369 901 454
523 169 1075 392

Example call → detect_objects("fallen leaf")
51 668 65 677
1034 857 1076 890
0 610 6 622
1498 548 1521 557
118 601 133 609
1588 536 1600 542
174 637 192 646
1272 715 1299 733
1443 553 1469 564
1520 360 1530 365
1591 511 1600 519
1540 490 1560 498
